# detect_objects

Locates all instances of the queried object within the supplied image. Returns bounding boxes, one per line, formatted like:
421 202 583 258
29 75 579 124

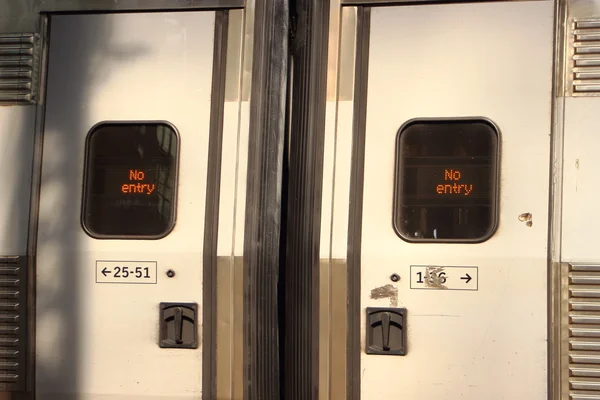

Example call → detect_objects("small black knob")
390 274 400 282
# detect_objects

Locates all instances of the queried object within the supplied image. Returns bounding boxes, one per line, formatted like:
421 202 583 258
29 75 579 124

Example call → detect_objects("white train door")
318 1 555 399
355 2 554 398
35 12 217 399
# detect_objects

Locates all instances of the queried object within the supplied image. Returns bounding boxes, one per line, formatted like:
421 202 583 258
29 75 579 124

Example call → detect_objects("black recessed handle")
174 307 183 345
381 312 391 351
366 307 407 356
159 302 198 349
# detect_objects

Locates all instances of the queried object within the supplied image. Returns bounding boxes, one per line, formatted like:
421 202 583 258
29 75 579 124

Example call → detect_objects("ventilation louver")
568 263 600 399
0 34 38 105
0 257 27 391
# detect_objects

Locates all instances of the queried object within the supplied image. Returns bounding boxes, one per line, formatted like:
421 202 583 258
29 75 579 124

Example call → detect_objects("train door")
35 11 223 399
356 2 553 398
315 1 555 399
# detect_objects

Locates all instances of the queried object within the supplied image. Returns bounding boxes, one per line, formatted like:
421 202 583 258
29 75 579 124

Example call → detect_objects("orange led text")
436 169 473 196
121 169 155 195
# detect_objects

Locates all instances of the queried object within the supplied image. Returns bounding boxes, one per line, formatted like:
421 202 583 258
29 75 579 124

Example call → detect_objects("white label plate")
96 260 157 284
410 265 478 291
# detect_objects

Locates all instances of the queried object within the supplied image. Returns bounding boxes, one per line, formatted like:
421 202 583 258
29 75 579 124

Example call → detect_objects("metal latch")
159 302 198 349
366 307 407 356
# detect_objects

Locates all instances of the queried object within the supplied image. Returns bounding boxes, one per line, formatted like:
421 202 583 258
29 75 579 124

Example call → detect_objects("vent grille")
0 257 27 391
568 263 600 399
0 34 38 104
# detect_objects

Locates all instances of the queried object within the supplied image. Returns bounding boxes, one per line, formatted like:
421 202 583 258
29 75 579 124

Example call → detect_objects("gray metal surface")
0 1 37 34
0 106 36 257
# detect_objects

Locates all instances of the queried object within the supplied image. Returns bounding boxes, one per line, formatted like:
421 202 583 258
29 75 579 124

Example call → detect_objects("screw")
166 269 175 278
390 274 400 282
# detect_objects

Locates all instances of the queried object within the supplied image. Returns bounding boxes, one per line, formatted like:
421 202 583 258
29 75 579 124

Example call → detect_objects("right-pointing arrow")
461 273 472 284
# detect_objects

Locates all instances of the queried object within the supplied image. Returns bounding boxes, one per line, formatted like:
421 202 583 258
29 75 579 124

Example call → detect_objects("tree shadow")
35 13 148 399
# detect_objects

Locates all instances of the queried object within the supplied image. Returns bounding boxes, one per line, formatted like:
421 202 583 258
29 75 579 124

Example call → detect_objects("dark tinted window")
82 122 179 238
393 118 499 242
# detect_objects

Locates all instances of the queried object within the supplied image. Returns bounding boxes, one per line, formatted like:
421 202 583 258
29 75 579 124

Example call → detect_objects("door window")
81 121 179 239
393 118 499 242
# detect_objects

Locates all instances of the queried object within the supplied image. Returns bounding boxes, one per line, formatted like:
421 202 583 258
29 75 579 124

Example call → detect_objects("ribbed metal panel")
243 0 288 398
0 256 26 391
0 34 37 104
569 263 600 399
283 0 330 398
570 19 600 96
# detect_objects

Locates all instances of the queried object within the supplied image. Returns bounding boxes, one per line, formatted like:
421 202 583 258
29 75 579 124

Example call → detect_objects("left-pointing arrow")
101 267 110 277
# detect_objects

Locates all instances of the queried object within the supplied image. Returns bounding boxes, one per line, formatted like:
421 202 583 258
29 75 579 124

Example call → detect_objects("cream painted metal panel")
214 8 251 399
0 107 35 255
562 98 600 261
36 12 215 399
321 7 357 261
360 2 553 399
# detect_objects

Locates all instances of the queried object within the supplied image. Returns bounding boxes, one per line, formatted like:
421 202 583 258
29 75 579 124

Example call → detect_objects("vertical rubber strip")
347 6 370 400
284 0 330 398
278 47 292 400
243 0 288 398
203 10 229 400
